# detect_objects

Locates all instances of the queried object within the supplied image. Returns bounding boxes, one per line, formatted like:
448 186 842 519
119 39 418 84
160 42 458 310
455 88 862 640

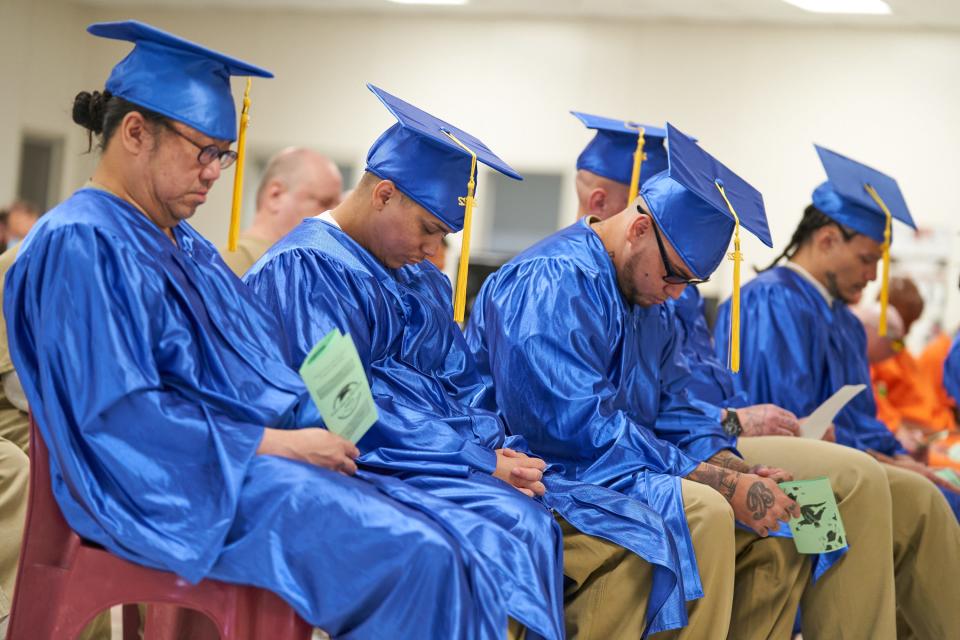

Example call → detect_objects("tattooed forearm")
708 450 751 473
687 463 740 501
746 481 776 520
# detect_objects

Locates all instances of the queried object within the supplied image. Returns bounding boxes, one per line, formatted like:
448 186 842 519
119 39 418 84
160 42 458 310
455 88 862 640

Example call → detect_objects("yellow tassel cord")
441 131 479 323
715 182 743 373
864 183 893 337
626 124 647 205
227 78 252 252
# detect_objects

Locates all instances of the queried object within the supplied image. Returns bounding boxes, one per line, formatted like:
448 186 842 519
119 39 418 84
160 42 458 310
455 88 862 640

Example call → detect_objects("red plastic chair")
5 417 313 640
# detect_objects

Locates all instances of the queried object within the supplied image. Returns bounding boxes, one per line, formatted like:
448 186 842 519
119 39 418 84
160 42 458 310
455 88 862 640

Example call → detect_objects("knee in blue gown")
391 470 566 640
207 456 490 639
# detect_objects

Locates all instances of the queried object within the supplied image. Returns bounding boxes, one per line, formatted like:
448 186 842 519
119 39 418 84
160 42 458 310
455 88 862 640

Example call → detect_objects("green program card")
778 477 847 555
298 328 378 444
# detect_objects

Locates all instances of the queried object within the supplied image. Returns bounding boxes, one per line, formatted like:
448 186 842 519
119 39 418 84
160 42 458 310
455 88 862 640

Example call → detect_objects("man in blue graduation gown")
3 21 541 639
566 113 900 638
467 125 851 639
245 85 687 638
714 145 960 637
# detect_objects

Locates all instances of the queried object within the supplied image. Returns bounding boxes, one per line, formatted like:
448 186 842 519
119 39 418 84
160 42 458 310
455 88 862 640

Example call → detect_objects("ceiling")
71 0 960 30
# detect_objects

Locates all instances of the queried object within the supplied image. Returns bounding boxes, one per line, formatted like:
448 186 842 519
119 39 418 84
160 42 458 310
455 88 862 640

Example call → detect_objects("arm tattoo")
746 481 776 520
708 450 751 474
687 463 740 501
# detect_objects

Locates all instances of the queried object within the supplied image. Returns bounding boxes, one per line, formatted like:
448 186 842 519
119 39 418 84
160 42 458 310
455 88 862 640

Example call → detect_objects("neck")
91 155 177 243
330 193 372 251
788 247 829 288
590 212 629 269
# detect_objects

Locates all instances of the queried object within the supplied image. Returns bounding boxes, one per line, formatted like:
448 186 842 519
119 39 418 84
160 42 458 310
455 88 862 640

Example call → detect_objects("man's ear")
813 225 839 253
370 179 397 211
587 187 607 216
625 212 652 243
118 111 152 156
263 180 286 214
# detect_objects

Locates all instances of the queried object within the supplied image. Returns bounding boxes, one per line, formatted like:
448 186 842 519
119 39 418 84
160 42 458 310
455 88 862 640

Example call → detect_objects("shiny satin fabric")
945 334 960 409
244 217 685 636
4 188 515 639
671 287 749 410
672 286 846 580
713 266 905 457
464 218 743 624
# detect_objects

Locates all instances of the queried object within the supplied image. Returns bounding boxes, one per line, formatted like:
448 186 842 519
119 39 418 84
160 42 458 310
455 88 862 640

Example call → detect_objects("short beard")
619 251 649 306
824 271 856 305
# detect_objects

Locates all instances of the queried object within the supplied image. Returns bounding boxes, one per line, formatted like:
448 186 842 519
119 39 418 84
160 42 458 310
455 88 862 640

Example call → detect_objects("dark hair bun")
72 90 111 134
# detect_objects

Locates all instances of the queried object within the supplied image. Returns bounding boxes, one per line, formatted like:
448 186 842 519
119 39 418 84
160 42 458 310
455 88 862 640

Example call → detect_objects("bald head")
251 147 343 241
853 303 905 364
575 169 631 221
886 276 924 334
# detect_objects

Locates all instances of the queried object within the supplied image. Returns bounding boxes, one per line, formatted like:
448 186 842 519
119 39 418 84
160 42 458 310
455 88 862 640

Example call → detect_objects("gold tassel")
864 183 893 337
627 125 646 205
227 78 252 252
716 182 743 373
441 131 478 323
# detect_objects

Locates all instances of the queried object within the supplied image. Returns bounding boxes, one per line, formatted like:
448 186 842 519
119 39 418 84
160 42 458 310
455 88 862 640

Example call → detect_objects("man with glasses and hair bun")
4 20 533 638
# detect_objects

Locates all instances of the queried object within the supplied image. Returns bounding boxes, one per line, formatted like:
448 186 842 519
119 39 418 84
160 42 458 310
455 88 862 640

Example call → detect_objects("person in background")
220 147 342 276
870 277 957 438
4 201 39 250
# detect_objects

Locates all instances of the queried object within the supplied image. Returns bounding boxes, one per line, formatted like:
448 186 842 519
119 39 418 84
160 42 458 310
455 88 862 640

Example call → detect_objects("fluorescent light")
782 0 891 14
387 0 469 5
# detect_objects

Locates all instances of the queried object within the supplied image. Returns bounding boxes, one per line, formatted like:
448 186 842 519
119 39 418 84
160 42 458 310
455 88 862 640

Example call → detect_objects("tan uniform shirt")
0 245 27 452
219 235 274 278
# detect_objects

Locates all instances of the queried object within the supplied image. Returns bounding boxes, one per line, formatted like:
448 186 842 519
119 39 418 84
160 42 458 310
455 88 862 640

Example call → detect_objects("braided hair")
758 204 858 272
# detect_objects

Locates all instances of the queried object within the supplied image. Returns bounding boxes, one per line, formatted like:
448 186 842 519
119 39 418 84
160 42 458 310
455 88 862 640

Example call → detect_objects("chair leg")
122 604 141 640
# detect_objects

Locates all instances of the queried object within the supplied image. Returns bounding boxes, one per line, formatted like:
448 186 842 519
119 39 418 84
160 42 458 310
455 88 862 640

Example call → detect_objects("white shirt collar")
315 210 340 229
783 260 834 305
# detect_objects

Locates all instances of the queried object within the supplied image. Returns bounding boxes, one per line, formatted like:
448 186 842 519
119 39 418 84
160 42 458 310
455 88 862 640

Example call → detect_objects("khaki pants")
883 463 960 639
0 436 27 618
738 436 898 640
660 481 807 640
560 517 655 639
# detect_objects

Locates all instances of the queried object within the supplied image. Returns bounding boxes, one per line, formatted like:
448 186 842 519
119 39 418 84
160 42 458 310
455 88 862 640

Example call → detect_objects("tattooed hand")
731 475 799 536
737 404 801 438
687 463 799 537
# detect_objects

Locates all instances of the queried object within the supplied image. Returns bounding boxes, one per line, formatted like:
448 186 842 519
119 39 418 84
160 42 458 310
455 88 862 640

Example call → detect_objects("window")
17 134 63 212
483 171 563 254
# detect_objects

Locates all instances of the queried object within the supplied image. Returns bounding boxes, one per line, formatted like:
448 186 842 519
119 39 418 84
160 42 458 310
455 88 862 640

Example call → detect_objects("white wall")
5 2 960 323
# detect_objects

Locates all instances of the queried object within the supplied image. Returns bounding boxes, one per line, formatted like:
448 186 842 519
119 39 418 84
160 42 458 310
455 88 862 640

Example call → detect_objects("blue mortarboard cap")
88 21 273 141
365 84 521 233
571 111 667 187
812 145 916 244
639 123 771 280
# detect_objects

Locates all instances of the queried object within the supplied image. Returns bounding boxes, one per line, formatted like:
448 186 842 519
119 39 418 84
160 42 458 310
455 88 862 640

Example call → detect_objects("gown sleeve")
245 249 497 477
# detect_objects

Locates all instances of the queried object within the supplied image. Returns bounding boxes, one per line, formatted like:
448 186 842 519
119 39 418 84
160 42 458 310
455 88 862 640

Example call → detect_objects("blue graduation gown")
4 188 522 639
672 286 749 410
673 286 846 579
464 218 737 617
713 265 905 457
945 334 960 407
244 217 685 635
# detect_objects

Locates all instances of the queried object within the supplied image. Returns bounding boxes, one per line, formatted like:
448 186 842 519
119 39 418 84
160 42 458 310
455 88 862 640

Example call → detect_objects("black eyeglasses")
646 211 709 286
160 121 238 169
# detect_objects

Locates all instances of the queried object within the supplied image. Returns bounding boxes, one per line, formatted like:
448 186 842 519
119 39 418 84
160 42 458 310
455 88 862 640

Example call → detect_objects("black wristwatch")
722 409 743 437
